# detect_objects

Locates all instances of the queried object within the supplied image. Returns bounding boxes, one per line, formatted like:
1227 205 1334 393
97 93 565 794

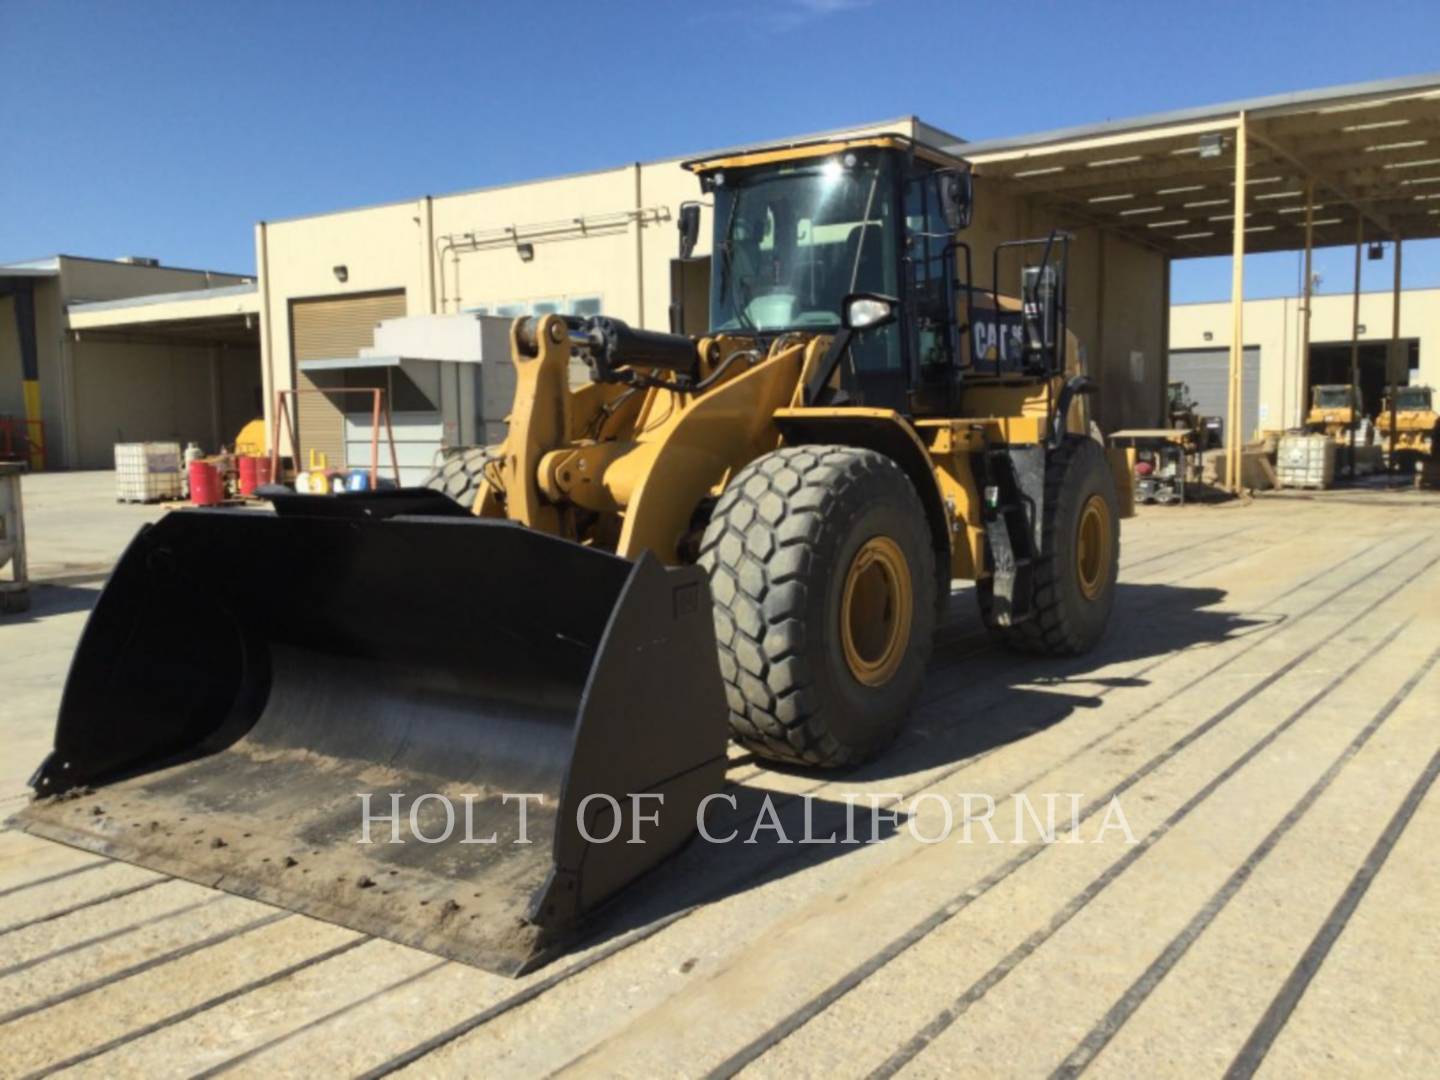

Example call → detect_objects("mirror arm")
803 328 855 406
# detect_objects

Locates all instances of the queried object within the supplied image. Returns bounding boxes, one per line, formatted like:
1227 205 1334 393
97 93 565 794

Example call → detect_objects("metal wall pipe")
433 207 669 315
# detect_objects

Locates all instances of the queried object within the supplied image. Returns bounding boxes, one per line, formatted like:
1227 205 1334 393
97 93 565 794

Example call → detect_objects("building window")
465 295 604 318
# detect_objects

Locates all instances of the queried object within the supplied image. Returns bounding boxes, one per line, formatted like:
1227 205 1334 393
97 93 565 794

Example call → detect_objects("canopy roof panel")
956 74 1440 258
66 283 259 345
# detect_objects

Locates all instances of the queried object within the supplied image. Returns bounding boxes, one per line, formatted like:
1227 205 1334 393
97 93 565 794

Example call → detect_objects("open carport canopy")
953 73 1440 257
66 283 260 345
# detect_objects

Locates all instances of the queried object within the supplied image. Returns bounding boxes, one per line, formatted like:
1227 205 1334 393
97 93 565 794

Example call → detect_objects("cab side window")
904 175 956 372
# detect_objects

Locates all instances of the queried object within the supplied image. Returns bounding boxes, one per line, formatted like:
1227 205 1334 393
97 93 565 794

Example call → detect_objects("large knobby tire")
422 446 494 510
698 446 938 768
980 436 1120 655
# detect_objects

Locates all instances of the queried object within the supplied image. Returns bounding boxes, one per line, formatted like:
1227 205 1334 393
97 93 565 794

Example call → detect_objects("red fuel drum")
237 455 258 496
237 454 273 496
188 460 222 506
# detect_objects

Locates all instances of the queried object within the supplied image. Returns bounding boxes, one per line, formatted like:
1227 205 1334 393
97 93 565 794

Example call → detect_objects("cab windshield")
710 153 898 333
1314 387 1353 409
1395 387 1431 411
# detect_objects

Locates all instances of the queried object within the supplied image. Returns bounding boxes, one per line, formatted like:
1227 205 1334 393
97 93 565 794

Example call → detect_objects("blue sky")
2 0 1437 303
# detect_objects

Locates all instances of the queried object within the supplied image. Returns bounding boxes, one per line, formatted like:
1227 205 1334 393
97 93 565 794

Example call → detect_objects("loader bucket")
14 504 729 975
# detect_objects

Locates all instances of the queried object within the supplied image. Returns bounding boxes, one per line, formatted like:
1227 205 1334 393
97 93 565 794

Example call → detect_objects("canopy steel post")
1388 237 1403 481
1299 180 1315 428
1160 255 1171 424
1348 217 1363 479
1226 113 1248 492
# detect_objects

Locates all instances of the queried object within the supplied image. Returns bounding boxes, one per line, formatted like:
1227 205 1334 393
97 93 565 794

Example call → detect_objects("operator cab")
1313 385 1361 412
682 137 1071 418
1392 386 1432 412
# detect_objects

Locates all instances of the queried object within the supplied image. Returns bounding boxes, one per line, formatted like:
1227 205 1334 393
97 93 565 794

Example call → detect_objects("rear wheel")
698 446 937 768
422 446 494 511
979 436 1120 655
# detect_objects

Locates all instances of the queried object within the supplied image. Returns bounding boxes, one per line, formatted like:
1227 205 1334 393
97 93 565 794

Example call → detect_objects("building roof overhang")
951 73 1440 258
66 283 259 345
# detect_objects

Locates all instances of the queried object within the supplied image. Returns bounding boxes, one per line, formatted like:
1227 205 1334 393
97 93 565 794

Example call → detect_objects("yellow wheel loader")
1306 383 1369 443
17 135 1130 974
1377 385 1438 471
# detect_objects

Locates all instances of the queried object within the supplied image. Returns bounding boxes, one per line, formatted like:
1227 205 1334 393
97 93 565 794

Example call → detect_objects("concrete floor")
2 470 1438 1078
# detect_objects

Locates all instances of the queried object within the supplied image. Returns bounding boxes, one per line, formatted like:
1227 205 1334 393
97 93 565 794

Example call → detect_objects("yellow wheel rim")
1076 494 1112 602
840 536 913 687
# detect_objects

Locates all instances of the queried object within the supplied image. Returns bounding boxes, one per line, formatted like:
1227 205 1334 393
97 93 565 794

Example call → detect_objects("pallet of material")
1209 446 1281 491
114 442 184 503
1276 434 1335 490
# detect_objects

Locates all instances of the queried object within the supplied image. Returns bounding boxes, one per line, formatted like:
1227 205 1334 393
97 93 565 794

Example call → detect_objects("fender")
771 406 952 589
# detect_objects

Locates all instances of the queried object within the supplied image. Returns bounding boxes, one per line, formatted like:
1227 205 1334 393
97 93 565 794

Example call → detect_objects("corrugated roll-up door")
1168 346 1261 442
290 291 406 469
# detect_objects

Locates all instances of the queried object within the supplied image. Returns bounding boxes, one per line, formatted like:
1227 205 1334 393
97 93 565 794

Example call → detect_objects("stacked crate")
1276 434 1335 490
115 442 183 503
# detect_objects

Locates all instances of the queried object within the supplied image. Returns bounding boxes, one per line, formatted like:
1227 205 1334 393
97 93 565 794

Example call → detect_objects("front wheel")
422 446 495 511
979 436 1120 655
698 446 937 768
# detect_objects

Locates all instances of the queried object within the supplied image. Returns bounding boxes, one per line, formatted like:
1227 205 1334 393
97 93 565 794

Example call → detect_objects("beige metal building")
244 72 1440 480
12 72 1438 486
249 115 1165 470
0 256 258 469
1170 287 1438 438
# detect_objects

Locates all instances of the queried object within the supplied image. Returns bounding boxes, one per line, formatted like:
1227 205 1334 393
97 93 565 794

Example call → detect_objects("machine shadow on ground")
573 580 1256 958
2 582 102 624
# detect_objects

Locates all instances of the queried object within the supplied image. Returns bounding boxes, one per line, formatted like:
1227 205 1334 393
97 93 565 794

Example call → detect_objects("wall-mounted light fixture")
1203 331 1214 342
1367 241 1384 261
333 265 348 283
1197 133 1226 160
516 242 535 262
1357 323 1367 334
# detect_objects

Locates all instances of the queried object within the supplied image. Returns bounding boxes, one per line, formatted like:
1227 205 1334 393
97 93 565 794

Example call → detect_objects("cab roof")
683 134 968 174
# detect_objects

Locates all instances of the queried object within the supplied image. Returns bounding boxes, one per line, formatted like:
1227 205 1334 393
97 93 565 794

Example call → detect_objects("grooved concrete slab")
2 470 1438 1077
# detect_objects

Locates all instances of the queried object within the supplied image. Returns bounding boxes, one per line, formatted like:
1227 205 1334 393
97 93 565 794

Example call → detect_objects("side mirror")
937 169 973 232
678 202 702 260
842 292 898 331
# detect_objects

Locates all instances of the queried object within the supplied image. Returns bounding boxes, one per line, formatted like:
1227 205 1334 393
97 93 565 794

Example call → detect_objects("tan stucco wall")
0 294 24 419
34 279 67 467
0 277 69 463
1169 288 1440 430
0 260 257 467
70 339 261 469
59 258 250 305
255 118 1170 443
954 179 1165 430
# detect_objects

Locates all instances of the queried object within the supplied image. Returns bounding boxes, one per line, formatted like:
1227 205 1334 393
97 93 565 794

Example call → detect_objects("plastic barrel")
346 470 370 492
188 461 222 507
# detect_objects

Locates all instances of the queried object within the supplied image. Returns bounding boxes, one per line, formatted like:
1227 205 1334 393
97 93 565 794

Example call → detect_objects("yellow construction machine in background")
1377 385 1438 471
1306 383 1369 443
